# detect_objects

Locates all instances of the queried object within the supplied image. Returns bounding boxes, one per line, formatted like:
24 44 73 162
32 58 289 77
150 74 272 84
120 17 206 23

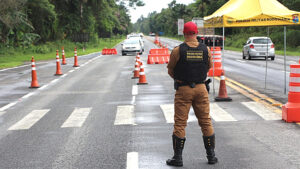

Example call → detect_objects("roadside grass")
163 36 300 57
0 37 125 69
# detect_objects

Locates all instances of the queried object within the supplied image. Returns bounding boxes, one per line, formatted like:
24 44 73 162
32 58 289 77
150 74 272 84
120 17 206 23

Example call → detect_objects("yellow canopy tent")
203 0 300 94
204 0 300 27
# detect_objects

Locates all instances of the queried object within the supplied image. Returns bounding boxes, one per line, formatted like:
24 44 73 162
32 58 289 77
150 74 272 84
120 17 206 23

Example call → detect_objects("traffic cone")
62 46 66 65
132 60 140 79
30 56 39 88
137 63 148 85
215 71 232 101
55 50 63 76
73 47 79 67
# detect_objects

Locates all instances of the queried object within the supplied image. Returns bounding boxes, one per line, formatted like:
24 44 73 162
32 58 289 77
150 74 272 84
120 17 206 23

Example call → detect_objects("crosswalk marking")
127 152 139 169
132 85 138 95
160 104 197 123
114 105 136 125
210 103 237 122
8 109 50 130
242 102 281 120
61 108 92 128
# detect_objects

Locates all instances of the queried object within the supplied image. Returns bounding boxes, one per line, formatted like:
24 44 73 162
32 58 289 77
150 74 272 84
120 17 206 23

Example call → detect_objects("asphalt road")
0 38 299 169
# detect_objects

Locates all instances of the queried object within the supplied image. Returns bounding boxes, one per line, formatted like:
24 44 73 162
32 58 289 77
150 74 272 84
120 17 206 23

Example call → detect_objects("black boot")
203 134 218 164
166 135 186 167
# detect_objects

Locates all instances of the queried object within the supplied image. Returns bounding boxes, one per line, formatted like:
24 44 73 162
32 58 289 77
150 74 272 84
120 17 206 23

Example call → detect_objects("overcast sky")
129 0 195 23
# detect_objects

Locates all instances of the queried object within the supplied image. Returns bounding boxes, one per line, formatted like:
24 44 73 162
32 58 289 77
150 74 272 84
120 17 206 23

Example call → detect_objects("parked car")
242 37 275 60
121 39 143 56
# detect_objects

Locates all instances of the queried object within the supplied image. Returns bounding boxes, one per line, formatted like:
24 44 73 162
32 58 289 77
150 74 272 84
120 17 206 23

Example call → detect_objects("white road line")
0 101 18 112
61 74 67 78
75 67 80 70
160 104 197 123
131 96 136 105
210 103 237 122
8 109 50 130
21 92 35 99
242 102 281 120
0 64 29 72
132 85 138 96
69 70 75 73
127 152 139 169
51 79 59 84
114 105 136 125
61 108 92 128
38 84 49 90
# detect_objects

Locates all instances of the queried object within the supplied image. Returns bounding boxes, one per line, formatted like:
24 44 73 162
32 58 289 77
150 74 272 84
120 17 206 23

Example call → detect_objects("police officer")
166 21 218 167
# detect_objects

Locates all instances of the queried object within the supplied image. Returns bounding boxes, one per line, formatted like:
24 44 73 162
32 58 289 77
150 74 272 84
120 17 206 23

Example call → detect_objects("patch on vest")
186 50 203 61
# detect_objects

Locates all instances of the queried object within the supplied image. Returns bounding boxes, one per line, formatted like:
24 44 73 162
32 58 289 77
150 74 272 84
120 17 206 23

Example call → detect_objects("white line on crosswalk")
114 105 136 125
131 96 136 105
210 103 237 122
61 108 92 128
132 85 138 95
8 109 50 130
242 102 281 120
160 104 197 123
127 152 139 169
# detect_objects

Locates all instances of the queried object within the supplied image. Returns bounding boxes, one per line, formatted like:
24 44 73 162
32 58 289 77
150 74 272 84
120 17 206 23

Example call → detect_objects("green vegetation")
0 0 144 69
134 0 300 56
0 36 125 69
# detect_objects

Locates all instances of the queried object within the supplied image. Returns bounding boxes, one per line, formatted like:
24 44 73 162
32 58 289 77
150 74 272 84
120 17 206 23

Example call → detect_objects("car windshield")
253 39 272 44
124 39 139 44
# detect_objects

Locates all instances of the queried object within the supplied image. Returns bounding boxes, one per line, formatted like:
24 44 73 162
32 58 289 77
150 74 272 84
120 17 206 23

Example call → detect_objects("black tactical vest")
174 42 209 83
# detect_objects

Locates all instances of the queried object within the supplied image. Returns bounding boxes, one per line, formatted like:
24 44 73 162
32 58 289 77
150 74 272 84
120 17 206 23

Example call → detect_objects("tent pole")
284 26 287 95
213 35 215 96
264 27 269 93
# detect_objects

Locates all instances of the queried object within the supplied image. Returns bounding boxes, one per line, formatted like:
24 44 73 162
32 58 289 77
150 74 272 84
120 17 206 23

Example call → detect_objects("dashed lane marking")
210 103 237 122
114 105 136 125
0 101 17 112
242 102 281 120
8 109 50 130
132 85 138 96
61 108 92 128
127 152 139 169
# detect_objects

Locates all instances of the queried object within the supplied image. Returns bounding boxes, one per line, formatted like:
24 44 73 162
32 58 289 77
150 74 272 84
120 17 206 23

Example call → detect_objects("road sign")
192 18 204 27
178 19 184 35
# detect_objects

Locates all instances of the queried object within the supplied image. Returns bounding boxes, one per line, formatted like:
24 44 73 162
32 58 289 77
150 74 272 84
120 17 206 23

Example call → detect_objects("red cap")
183 21 198 35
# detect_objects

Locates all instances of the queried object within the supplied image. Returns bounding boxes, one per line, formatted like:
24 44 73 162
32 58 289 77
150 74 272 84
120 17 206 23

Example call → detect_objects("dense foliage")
0 0 144 47
133 0 300 49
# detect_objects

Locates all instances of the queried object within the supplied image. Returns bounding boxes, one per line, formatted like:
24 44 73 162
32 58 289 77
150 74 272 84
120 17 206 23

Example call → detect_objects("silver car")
242 37 275 60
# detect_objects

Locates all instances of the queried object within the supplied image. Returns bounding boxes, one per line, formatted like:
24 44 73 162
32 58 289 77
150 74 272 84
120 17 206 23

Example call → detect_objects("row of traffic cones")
132 54 148 85
30 47 80 88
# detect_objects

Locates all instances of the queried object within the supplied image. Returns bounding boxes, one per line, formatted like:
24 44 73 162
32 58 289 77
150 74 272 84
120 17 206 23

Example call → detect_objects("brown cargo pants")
173 84 214 138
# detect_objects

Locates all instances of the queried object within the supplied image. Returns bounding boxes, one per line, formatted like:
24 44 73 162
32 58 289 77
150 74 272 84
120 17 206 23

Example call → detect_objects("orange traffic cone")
55 50 63 76
62 46 66 65
73 47 79 67
30 56 39 88
132 60 140 79
215 71 232 101
137 63 148 85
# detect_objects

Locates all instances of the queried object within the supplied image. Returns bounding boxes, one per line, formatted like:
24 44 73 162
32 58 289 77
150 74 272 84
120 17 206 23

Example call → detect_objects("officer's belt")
177 81 204 88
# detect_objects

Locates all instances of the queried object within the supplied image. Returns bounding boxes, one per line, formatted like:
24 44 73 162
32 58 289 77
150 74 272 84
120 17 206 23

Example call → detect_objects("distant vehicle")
128 36 144 52
121 38 143 56
149 33 156 36
242 37 275 60
197 35 224 49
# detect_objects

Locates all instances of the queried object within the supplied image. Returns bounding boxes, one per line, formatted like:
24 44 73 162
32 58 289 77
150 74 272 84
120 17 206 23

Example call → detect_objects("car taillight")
250 44 254 49
271 44 274 48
